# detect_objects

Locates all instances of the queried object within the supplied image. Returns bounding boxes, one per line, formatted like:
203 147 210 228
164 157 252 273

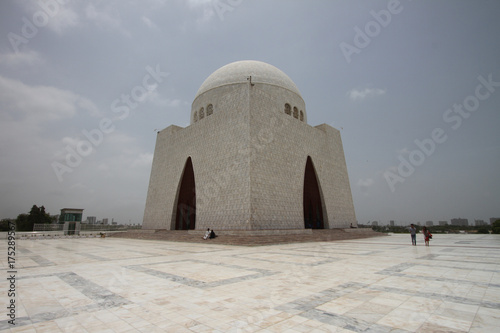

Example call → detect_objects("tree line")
0 205 56 232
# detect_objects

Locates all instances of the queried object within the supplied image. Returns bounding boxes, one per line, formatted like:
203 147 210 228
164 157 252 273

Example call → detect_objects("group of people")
203 228 217 240
408 224 432 246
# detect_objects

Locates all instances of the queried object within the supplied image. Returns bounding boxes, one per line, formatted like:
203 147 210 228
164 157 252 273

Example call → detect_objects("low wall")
132 229 157 234
342 228 376 233
0 230 124 239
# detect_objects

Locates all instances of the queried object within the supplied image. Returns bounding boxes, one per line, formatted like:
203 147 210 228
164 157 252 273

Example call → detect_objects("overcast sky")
1 0 499 225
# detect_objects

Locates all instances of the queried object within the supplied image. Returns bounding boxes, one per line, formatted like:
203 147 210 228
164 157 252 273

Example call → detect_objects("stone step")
110 228 384 246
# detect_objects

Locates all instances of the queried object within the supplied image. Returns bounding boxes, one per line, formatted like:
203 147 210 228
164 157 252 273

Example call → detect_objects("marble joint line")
17 248 56 269
281 246 399 256
275 281 500 332
0 272 130 330
362 282 500 310
300 308 409 333
377 263 500 289
19 248 34 255
132 250 164 256
421 253 499 265
76 252 111 261
76 251 170 262
25 255 55 268
125 259 276 289
228 251 341 266
412 259 500 273
68 240 112 248
56 246 73 252
276 283 410 333
156 246 229 254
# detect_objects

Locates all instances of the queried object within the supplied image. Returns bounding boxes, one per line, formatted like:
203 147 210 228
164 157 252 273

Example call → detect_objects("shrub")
477 226 490 234
492 220 500 234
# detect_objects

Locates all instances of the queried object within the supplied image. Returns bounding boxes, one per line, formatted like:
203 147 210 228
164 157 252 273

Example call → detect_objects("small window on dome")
207 104 213 116
300 110 304 121
199 107 205 119
194 111 198 122
284 103 291 115
293 107 298 119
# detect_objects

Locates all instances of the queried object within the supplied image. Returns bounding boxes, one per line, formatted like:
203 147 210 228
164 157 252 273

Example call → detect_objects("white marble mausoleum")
142 60 356 232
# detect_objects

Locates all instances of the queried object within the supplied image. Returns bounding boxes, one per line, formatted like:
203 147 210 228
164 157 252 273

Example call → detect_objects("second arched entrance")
303 156 325 229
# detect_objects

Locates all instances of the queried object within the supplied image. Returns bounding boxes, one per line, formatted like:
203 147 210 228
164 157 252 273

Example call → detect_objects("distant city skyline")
361 217 499 227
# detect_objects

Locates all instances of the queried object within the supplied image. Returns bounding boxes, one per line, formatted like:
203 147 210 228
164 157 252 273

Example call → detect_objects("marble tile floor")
1 233 499 332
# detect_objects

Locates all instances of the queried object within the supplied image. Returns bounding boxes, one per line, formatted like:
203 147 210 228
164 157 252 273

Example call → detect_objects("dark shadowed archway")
303 156 324 229
174 157 196 230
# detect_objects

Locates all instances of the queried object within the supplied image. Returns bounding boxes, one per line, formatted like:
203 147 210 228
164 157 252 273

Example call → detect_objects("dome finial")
246 76 254 86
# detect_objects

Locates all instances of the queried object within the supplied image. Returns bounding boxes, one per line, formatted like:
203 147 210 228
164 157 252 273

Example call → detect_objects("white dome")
195 60 302 99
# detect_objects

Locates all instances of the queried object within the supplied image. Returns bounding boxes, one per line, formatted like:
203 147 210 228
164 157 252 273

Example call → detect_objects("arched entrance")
174 157 196 230
303 156 324 229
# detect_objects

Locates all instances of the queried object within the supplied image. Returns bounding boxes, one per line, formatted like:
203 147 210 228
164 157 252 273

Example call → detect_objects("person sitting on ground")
203 228 210 240
210 229 217 239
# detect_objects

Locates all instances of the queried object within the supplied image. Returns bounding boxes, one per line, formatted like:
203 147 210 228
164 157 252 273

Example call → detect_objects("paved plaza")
1 233 499 332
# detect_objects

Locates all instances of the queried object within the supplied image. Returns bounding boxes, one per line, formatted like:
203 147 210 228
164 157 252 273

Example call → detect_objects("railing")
0 223 140 239
17 232 107 239
33 223 138 232
33 224 64 231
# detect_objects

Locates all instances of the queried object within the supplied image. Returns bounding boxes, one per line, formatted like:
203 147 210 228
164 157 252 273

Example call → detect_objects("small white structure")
60 208 83 235
143 60 356 232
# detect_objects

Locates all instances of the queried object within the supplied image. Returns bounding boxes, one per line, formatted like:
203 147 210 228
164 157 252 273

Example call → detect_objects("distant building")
490 218 500 225
475 219 487 226
389 220 395 226
59 208 83 223
426 221 433 226
439 221 448 226
86 216 97 224
59 208 83 235
102 218 109 225
451 218 468 226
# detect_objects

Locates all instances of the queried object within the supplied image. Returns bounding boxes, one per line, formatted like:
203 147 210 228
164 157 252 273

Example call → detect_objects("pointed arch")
173 157 196 230
303 156 326 229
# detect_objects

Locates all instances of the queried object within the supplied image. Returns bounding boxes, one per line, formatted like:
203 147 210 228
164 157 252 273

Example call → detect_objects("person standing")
422 226 431 246
409 224 417 246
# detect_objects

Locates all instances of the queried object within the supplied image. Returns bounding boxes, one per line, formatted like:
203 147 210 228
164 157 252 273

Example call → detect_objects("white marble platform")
1 233 499 332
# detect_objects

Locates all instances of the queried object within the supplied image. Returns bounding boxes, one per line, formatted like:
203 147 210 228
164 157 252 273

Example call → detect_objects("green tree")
39 206 52 224
28 205 40 226
15 214 30 231
477 226 490 234
14 205 53 231
0 219 12 232
27 205 52 225
492 220 500 234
